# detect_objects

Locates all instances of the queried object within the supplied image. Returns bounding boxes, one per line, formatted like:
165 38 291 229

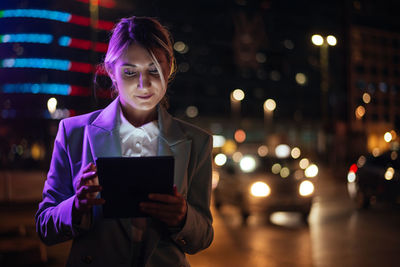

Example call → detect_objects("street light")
311 34 337 128
231 88 245 120
263 98 276 132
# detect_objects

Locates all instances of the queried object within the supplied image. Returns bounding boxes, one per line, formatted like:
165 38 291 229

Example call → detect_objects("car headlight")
347 171 356 183
250 181 271 197
299 180 314 196
240 155 257 173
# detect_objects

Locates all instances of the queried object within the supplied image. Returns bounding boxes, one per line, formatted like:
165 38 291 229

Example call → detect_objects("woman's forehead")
119 43 167 65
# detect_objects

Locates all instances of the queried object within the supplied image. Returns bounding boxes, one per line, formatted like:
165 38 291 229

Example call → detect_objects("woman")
35 16 214 267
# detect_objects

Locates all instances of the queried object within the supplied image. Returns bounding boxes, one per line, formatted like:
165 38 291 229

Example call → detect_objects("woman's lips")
136 94 153 100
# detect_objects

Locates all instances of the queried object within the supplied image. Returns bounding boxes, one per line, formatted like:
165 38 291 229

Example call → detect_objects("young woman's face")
112 43 169 118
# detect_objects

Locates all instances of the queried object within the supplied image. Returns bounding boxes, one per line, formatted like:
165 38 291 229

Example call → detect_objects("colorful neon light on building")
0 9 114 30
0 58 94 73
0 34 53 44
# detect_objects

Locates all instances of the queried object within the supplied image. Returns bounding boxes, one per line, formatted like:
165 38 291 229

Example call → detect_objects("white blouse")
119 109 159 157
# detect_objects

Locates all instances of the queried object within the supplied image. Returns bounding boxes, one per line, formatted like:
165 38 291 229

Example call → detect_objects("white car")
213 153 317 223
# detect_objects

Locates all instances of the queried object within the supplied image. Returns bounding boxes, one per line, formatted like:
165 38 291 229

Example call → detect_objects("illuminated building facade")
348 26 400 154
0 0 133 169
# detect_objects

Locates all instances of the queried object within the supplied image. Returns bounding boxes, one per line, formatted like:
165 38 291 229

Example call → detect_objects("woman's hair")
103 16 176 106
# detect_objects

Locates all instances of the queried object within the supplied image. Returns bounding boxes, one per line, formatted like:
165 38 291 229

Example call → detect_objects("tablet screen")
96 156 174 218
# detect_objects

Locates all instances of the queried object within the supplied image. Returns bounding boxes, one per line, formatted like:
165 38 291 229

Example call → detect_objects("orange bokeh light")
234 129 246 143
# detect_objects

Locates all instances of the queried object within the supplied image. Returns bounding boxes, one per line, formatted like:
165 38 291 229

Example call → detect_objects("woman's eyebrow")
121 63 137 67
120 62 156 67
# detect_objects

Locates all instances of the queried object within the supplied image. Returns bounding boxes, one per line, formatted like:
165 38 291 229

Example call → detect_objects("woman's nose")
138 72 150 89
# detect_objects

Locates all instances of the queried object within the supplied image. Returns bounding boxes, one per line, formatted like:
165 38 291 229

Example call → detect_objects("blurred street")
1 1 400 266
1 165 400 266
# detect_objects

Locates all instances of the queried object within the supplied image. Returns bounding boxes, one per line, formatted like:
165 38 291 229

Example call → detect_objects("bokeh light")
305 164 319 178
214 153 227 166
212 135 226 148
291 147 301 159
240 155 257 173
234 129 246 143
231 89 245 101
271 163 282 174
384 132 392 143
299 158 310 169
257 145 269 157
185 106 198 118
264 99 276 111
250 182 270 197
275 144 290 158
295 73 307 85
47 97 57 113
311 34 324 46
355 105 365 119
326 35 337 46
173 41 189 54
232 151 243 163
362 93 371 104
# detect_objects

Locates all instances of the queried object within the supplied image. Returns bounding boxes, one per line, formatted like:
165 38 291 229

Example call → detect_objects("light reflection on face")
112 43 169 120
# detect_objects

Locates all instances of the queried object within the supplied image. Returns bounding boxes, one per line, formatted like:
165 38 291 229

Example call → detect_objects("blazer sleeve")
35 120 86 245
170 134 214 254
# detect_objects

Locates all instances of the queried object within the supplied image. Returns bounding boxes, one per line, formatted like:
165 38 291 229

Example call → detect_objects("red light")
95 42 108 52
349 163 358 173
69 62 93 73
68 38 108 52
68 109 77 117
74 0 116 8
70 85 91 96
70 38 92 50
97 20 114 31
69 15 90 27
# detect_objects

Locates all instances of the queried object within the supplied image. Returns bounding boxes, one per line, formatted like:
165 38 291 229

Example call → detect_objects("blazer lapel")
157 105 192 195
87 97 122 160
86 97 134 239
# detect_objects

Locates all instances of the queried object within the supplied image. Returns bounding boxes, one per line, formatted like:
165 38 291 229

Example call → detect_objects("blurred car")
347 148 400 209
213 145 317 223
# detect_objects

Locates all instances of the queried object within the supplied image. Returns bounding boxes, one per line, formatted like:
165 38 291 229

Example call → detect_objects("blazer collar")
90 97 121 133
90 96 187 146
157 104 188 146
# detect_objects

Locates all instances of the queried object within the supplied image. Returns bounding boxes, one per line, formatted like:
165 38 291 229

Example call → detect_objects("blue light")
1 9 71 22
1 58 71 71
1 33 53 44
1 83 71 95
58 36 71 46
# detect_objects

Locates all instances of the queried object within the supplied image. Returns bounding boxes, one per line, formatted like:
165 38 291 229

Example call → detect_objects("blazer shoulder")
172 117 212 142
59 109 102 133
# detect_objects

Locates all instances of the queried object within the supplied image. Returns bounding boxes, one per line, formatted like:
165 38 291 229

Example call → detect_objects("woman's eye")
149 68 159 75
123 69 136 76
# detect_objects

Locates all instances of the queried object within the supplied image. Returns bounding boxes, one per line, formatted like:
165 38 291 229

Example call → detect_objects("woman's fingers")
80 198 105 206
142 206 186 226
79 171 98 186
77 185 102 199
75 185 105 213
140 192 187 227
82 162 96 173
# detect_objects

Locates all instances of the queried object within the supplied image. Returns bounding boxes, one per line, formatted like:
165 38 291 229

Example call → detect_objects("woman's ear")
105 66 117 83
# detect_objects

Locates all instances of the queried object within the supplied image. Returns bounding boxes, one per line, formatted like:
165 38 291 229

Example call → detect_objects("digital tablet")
96 156 174 218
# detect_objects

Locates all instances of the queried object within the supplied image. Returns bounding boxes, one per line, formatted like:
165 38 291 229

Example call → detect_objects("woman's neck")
120 105 157 127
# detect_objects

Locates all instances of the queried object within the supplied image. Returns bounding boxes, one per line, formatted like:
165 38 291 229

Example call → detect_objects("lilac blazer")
35 97 213 267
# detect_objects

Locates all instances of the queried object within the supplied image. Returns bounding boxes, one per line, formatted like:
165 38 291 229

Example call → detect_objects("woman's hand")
140 186 187 227
73 163 105 216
